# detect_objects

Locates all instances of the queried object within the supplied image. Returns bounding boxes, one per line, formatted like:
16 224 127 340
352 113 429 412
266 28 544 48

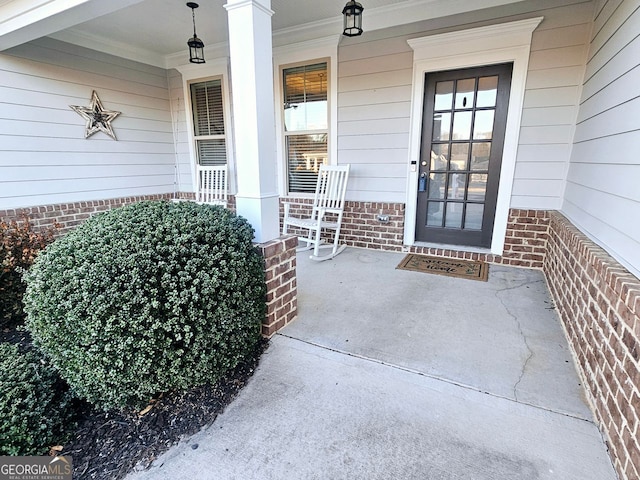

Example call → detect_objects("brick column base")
257 235 298 337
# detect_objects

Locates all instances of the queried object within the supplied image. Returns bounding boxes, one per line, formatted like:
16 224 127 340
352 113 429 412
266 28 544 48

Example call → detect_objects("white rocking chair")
196 165 227 207
283 164 350 262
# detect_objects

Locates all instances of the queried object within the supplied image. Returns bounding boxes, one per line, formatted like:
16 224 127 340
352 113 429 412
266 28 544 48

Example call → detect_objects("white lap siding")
0 38 175 210
564 0 640 278
336 0 593 208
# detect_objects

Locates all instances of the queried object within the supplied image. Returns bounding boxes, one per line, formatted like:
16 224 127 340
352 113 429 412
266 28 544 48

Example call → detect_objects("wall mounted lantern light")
186 2 205 64
342 0 364 37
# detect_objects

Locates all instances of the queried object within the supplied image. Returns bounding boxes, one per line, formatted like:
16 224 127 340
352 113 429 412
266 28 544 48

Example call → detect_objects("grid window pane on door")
190 79 227 166
283 62 328 193
427 75 497 231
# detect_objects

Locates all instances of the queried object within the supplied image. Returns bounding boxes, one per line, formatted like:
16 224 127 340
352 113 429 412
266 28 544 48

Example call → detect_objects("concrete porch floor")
129 248 617 480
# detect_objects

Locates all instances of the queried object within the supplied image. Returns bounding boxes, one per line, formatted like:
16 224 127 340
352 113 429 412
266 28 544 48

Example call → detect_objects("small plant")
0 216 57 329
24 201 265 410
0 343 76 455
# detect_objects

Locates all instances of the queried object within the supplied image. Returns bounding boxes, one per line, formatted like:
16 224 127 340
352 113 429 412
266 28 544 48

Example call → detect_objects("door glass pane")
428 173 446 199
447 173 467 200
450 144 469 171
470 143 491 170
434 81 454 110
452 111 472 140
474 110 494 139
465 204 484 230
427 202 444 226
432 113 451 141
445 203 463 228
430 144 449 170
477 76 498 107
467 173 487 201
455 78 475 109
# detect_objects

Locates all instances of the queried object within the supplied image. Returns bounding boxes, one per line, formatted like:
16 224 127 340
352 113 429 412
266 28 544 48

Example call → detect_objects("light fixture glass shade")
187 2 205 64
188 35 205 64
342 0 363 37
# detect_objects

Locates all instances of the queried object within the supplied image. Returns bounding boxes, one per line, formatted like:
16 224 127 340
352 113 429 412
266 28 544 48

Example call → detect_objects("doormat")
396 254 489 282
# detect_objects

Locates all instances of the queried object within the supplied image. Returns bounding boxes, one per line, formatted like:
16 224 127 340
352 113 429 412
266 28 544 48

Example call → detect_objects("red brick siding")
544 212 640 480
257 235 298 337
0 194 174 235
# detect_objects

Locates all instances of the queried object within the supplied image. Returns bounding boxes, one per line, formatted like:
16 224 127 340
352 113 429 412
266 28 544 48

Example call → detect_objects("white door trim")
404 17 543 254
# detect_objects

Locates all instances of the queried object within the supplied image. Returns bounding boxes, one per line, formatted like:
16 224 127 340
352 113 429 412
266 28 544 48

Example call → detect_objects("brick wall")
544 212 640 480
281 199 548 269
257 235 298 337
0 194 173 235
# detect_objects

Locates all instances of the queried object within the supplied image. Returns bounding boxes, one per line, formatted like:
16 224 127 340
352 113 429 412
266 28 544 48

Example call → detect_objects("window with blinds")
190 79 226 166
283 62 328 193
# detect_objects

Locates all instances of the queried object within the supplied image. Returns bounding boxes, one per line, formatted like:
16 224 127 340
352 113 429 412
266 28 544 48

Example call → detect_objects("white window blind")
190 79 226 166
283 62 328 193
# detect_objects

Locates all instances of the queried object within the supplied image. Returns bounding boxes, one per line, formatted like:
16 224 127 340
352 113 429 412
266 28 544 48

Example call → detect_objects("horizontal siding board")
518 125 575 145
523 86 582 107
347 163 407 178
0 64 170 103
528 45 589 70
0 135 175 153
581 34 640 100
348 176 406 193
337 149 408 164
563 182 640 250
0 152 175 167
573 95 640 142
531 23 592 51
0 119 173 143
514 162 567 180
578 63 640 122
520 106 578 126
338 69 413 92
339 117 410 135
570 129 640 164
516 144 572 163
511 178 565 197
1 176 175 199
337 85 412 107
346 190 404 203
566 162 640 201
2 164 175 182
339 36 412 63
6 41 168 89
510 195 563 210
339 133 409 150
1 185 175 211
338 102 411 122
587 0 639 66
525 66 585 89
339 52 414 78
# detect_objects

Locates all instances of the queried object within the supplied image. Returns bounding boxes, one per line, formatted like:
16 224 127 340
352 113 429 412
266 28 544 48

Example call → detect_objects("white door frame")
404 17 543 254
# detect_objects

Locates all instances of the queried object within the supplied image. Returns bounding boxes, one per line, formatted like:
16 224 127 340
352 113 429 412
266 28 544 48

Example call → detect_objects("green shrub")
1 216 57 328
23 201 265 410
0 343 76 455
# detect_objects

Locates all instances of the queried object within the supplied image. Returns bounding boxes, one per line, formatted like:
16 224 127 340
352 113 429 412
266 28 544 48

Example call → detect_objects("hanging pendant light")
186 2 205 64
342 0 364 37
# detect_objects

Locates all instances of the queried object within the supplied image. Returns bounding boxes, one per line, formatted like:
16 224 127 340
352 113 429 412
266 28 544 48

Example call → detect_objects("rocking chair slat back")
196 165 227 206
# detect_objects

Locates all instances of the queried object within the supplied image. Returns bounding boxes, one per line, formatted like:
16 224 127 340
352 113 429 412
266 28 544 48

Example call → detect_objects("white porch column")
224 0 280 243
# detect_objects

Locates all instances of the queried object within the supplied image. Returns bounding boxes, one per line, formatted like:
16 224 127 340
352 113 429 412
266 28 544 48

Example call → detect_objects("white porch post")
224 0 280 243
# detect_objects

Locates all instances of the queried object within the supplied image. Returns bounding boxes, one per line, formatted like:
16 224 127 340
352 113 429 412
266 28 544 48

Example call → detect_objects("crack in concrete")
493 279 543 402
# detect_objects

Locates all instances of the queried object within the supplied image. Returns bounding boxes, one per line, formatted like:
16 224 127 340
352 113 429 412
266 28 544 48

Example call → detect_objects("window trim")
274 36 338 198
176 59 235 194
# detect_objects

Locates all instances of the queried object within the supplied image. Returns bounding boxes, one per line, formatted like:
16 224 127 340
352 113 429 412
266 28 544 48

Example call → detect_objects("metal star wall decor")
70 90 121 140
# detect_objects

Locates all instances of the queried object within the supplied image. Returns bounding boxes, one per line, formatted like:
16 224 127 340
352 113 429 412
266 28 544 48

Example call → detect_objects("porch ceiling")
11 0 530 68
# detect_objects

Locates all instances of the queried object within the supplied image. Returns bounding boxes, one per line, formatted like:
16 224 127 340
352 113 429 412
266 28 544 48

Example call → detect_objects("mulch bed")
1 325 268 480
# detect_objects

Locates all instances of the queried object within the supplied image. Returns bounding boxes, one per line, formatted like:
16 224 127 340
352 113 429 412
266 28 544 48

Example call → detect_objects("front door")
416 63 512 248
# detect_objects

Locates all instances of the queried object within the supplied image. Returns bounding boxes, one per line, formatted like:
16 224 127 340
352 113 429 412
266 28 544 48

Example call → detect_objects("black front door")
416 63 512 248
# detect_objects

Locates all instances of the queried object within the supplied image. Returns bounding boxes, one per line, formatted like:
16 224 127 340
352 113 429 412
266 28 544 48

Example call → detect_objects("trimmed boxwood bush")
23 201 265 410
0 343 76 455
